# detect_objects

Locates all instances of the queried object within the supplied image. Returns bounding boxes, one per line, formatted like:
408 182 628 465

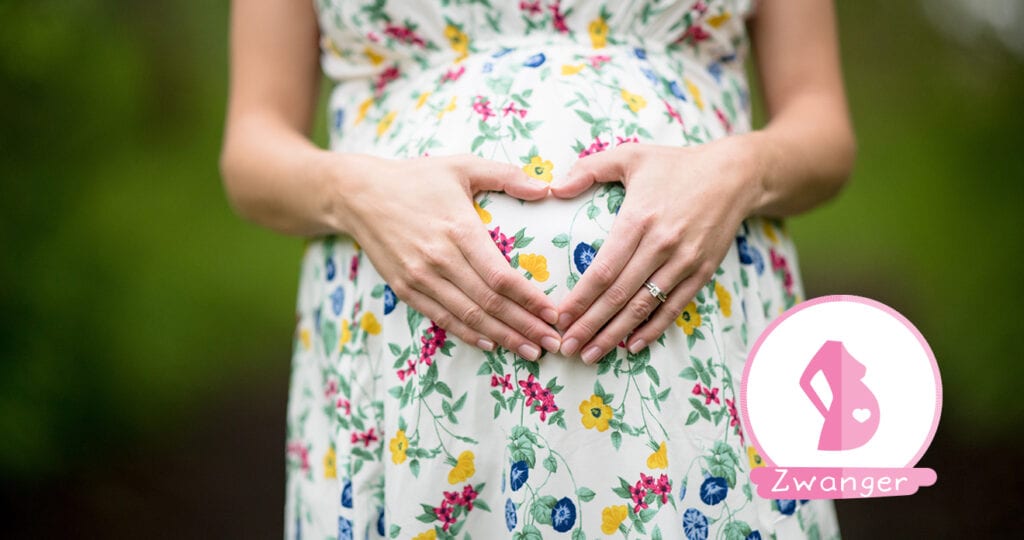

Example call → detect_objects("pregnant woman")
220 1 856 538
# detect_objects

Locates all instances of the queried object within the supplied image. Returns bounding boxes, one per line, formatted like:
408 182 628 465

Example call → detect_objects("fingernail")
541 308 559 326
557 312 574 331
518 343 541 361
541 336 561 354
628 339 646 355
477 338 495 351
581 345 602 365
560 337 580 356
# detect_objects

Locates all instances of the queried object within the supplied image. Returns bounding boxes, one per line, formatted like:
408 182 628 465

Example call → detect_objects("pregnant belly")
327 42 748 304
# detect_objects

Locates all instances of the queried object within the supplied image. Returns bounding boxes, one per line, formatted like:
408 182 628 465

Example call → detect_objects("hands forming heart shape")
345 136 761 365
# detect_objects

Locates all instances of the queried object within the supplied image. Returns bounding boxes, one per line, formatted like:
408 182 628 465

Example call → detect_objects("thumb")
550 145 632 198
457 153 550 200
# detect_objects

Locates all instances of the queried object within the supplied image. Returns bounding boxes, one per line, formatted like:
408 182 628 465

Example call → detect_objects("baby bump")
472 182 621 307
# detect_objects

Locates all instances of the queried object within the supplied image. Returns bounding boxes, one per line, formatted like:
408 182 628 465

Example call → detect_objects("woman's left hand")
549 136 763 364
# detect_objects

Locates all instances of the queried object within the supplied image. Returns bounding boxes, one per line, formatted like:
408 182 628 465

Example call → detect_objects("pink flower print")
664 99 684 126
714 105 732 134
374 65 400 97
286 441 311 472
725 398 745 446
460 484 479 510
639 472 656 490
433 503 456 531
336 397 352 416
473 95 496 121
351 427 379 448
519 1 542 16
519 374 542 406
367 31 380 43
491 373 513 393
489 226 515 262
629 483 647 513
676 24 711 45
615 135 639 146
324 378 339 400
769 247 795 295
653 474 672 504
550 1 570 33
691 383 720 405
502 101 527 118
383 23 426 48
349 255 359 280
442 64 465 83
589 54 611 69
579 135 610 158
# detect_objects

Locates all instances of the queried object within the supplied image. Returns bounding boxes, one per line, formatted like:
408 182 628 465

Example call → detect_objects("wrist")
716 132 772 219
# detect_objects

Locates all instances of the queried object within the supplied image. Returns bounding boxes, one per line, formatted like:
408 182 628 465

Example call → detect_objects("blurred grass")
1 0 1021 479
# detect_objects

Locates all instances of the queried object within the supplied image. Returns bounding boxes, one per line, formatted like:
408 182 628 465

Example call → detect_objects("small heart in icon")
852 408 872 423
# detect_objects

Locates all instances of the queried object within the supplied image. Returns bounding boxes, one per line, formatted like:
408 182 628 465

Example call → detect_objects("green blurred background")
1 0 1021 537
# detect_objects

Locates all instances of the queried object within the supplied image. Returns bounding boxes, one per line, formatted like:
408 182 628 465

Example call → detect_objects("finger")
458 218 560 326
453 153 551 200
556 206 648 348
577 256 692 364
437 248 562 354
412 272 545 361
626 265 716 351
565 236 675 358
396 286 496 353
549 144 634 199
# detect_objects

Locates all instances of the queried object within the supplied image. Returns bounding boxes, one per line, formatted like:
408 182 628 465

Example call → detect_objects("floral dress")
286 1 842 539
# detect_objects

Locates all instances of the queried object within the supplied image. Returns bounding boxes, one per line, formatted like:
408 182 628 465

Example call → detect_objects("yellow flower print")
437 96 457 120
412 530 437 540
376 110 396 137
363 46 385 65
355 97 374 124
646 441 668 469
353 239 361 251
762 219 779 243
685 78 704 111
389 429 409 465
601 505 628 535
322 37 344 58
748 446 766 469
714 281 732 318
707 11 732 28
561 62 585 76
444 24 470 61
579 394 613 432
299 328 311 350
523 155 554 183
416 91 432 110
620 89 647 113
474 200 491 223
360 312 382 335
340 319 352 346
448 450 476 484
589 17 608 49
675 301 702 335
519 253 550 282
324 446 337 479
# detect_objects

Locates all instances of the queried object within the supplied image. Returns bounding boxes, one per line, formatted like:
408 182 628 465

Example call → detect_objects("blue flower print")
523 52 546 67
745 532 763 540
330 286 345 316
678 480 688 501
510 460 529 491
341 478 353 508
482 61 493 73
551 497 576 533
383 284 397 315
699 476 728 505
573 242 597 274
707 62 723 83
492 46 514 58
682 508 709 540
376 507 385 536
295 515 302 540
670 80 687 102
505 498 518 531
325 257 336 281
641 66 659 86
736 235 765 274
338 516 353 540
333 108 345 132
776 499 797 515
634 47 647 60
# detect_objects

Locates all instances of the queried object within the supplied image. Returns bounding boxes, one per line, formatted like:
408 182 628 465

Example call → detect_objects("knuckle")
404 261 429 287
460 304 486 329
434 310 455 330
628 297 654 321
587 258 615 286
480 290 506 315
605 282 632 306
488 268 514 294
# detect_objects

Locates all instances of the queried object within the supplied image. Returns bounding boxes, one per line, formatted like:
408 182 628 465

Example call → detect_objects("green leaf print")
576 487 596 502
705 441 741 488
389 524 401 538
606 184 625 214
723 520 753 540
531 495 557 525
320 320 337 354
552 233 570 248
685 410 700 425
543 454 558 473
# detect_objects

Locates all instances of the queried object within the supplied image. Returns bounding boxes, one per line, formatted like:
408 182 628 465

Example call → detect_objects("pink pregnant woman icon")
799 340 880 451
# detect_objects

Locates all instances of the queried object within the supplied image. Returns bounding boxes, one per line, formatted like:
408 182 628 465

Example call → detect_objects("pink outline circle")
739 294 943 469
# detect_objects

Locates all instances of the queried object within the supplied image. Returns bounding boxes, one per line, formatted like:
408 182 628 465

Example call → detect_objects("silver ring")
644 280 668 303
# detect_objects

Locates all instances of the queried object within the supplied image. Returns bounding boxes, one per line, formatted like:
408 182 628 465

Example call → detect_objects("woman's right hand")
335 152 562 360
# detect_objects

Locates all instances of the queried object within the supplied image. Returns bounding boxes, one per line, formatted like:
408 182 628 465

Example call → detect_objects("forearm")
740 92 857 219
219 114 357 237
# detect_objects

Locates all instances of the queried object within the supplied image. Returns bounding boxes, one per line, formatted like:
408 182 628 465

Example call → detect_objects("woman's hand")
548 138 763 364
338 152 562 361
